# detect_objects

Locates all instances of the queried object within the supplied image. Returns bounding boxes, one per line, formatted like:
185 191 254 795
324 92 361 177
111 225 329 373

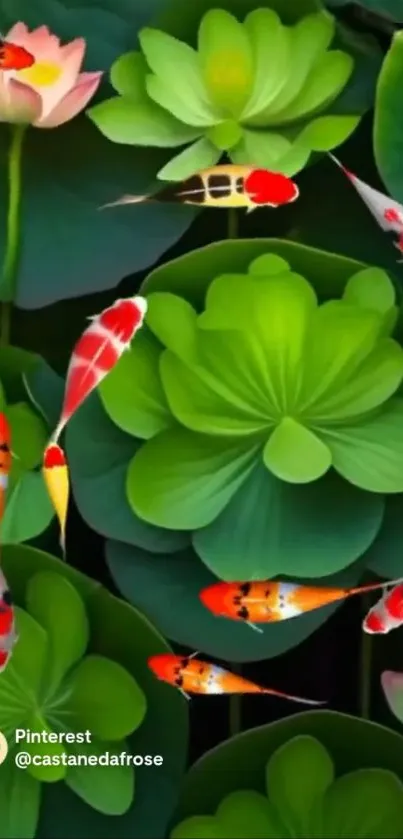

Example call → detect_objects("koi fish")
50 296 147 444
0 413 11 527
42 443 69 557
363 582 403 634
102 165 299 213
329 154 403 259
148 652 324 704
0 565 17 674
200 578 402 633
0 39 34 70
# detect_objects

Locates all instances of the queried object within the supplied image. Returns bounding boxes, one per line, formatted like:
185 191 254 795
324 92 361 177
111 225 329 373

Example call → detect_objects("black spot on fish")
237 606 250 621
235 177 244 194
155 174 205 204
0 443 9 452
239 582 251 596
174 674 184 688
1 590 12 607
264 589 271 598
207 174 231 198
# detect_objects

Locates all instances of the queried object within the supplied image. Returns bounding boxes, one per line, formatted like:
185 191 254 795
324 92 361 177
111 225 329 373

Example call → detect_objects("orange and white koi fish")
148 652 324 704
0 38 34 70
363 582 403 634
49 296 147 444
200 578 402 633
0 413 11 527
42 443 69 557
0 565 17 673
329 154 403 260
102 165 299 213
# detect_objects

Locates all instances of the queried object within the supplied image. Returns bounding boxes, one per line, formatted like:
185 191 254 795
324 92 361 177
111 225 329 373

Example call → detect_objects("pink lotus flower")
0 23 102 127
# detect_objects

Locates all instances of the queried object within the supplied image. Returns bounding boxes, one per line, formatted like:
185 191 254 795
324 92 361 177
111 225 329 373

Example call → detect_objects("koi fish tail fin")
349 577 403 598
264 688 326 706
99 194 148 210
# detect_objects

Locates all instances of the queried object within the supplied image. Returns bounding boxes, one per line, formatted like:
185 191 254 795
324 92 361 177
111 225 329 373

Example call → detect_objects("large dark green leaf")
193 462 383 579
326 1 403 22
362 496 403 578
1 545 189 839
374 29 403 206
141 238 370 307
0 0 195 308
173 711 403 824
106 539 363 662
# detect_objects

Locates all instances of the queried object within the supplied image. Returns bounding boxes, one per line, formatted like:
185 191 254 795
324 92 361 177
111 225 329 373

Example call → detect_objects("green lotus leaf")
65 739 135 815
66 655 147 741
145 293 199 362
342 267 397 315
374 31 403 205
381 671 403 724
93 4 377 179
0 753 40 839
128 428 260 529
321 768 403 837
0 544 188 837
171 714 403 839
262 418 332 483
25 571 89 697
99 328 173 439
265 735 334 834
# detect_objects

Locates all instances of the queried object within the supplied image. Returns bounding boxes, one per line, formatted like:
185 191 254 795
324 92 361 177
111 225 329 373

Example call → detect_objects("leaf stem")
0 123 27 307
229 664 242 737
227 207 239 239
359 595 372 719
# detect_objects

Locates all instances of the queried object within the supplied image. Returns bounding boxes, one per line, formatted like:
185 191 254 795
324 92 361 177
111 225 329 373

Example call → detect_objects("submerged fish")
0 413 11 527
148 652 324 704
50 295 147 444
0 565 17 674
200 578 401 632
329 154 403 259
363 583 403 635
102 165 299 212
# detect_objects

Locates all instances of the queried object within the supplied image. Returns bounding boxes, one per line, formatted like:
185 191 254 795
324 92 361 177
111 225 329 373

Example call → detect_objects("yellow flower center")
17 61 62 87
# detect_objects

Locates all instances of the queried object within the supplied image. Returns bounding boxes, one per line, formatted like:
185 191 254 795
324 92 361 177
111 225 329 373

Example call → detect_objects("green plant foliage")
0 347 54 544
25 359 362 662
374 30 403 207
326 0 403 22
0 544 188 838
89 0 379 181
171 711 403 838
95 241 400 583
0 0 195 309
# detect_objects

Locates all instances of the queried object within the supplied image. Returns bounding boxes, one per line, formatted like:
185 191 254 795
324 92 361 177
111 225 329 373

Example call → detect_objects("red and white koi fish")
363 582 403 634
0 413 11 527
200 578 401 633
42 443 69 557
49 296 147 444
0 38 34 70
329 154 403 259
0 566 17 673
102 165 299 213
148 652 324 704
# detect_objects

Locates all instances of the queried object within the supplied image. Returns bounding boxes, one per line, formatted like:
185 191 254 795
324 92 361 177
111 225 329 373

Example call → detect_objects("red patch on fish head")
384 584 403 620
148 653 179 683
43 444 66 469
0 648 10 672
363 610 387 634
1 43 35 70
0 413 10 445
384 208 402 224
99 297 147 343
199 582 234 616
244 169 299 206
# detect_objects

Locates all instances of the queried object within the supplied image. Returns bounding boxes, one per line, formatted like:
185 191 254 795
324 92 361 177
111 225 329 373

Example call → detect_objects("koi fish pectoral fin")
247 621 263 633
179 689 191 701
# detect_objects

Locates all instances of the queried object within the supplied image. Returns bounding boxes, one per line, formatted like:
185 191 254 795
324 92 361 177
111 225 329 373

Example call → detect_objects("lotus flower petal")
0 78 42 124
381 671 403 723
241 9 292 123
198 10 254 116
244 11 336 125
157 137 220 181
37 72 102 128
